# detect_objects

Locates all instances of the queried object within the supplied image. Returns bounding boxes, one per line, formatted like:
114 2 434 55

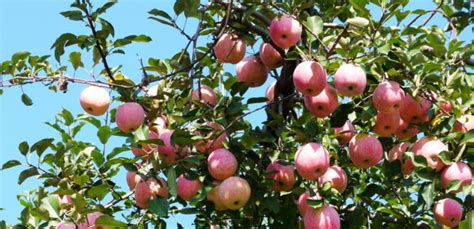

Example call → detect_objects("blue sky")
0 0 471 227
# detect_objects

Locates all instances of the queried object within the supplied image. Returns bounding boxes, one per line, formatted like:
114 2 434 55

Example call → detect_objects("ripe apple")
131 130 160 158
135 177 169 209
265 81 276 103
334 64 366 97
217 176 251 210
372 111 400 137
395 118 419 139
157 129 177 164
334 120 355 145
207 149 238 180
195 122 228 153
126 171 142 190
214 33 246 64
57 194 72 206
56 222 76 229
304 86 339 118
80 86 110 116
440 162 472 193
78 212 107 229
149 115 167 133
266 161 296 192
207 182 227 211
439 101 453 114
259 43 282 68
116 102 145 133
297 190 320 216
454 114 474 133
412 136 448 171
191 85 218 107
293 61 327 96
294 142 330 180
433 198 463 228
388 142 415 175
372 81 404 113
349 134 383 168
319 165 348 193
269 15 302 49
399 95 431 124
177 174 202 201
236 56 269 87
303 205 340 229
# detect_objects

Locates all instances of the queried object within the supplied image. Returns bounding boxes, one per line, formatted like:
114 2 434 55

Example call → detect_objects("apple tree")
1 0 473 228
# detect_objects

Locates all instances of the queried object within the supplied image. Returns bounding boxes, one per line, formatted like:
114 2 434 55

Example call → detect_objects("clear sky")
0 0 470 227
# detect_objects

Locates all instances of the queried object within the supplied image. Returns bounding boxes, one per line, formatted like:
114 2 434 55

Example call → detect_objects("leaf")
149 198 169 217
87 183 109 200
51 33 77 62
59 108 74 126
459 210 473 229
148 9 172 20
68 52 83 70
347 17 369 27
60 10 84 21
446 180 462 193
31 138 54 157
247 97 268 104
18 141 29 155
98 126 111 144
263 196 280 213
421 182 434 207
94 0 117 16
460 130 474 145
303 16 323 43
174 0 199 18
21 93 33 106
166 168 177 197
306 199 323 209
39 196 60 219
95 215 128 227
1 160 21 170
18 167 39 184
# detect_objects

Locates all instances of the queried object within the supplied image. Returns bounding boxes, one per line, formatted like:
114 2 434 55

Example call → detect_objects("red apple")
441 162 472 193
135 177 169 209
334 64 366 97
259 43 282 69
433 198 463 228
80 86 110 116
195 122 227 153
266 161 296 192
217 176 251 210
388 142 414 175
149 115 167 133
293 61 327 96
334 120 355 145
349 134 383 169
295 142 330 180
157 129 177 164
319 165 348 193
116 102 145 133
372 81 404 113
177 174 202 201
207 149 238 180
454 114 474 133
78 212 107 229
207 182 227 211
214 33 246 64
412 136 447 171
372 111 400 137
191 85 218 107
236 56 268 87
303 205 340 229
126 171 142 190
399 95 431 124
265 81 276 103
395 118 419 139
297 190 320 216
269 15 302 49
304 86 339 118
439 101 453 114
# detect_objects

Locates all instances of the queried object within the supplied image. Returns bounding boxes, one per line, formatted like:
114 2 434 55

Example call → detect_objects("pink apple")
191 85 218 107
439 101 453 114
293 61 327 96
126 171 141 190
266 161 296 192
372 111 400 137
149 115 167 133
294 143 330 180
433 198 463 228
269 15 302 49
349 134 383 169
195 122 228 153
395 118 419 139
157 129 177 164
304 205 341 229
207 149 238 180
259 43 282 68
265 81 276 103
334 64 366 97
236 56 269 87
213 33 246 64
334 120 355 145
454 114 474 133
135 177 169 209
207 182 227 211
304 86 339 118
116 102 145 133
319 165 348 193
412 136 448 171
441 162 472 193
132 131 159 158
372 81 404 113
80 86 110 116
177 174 202 201
57 195 73 206
217 176 251 210
297 190 320 216
56 222 76 229
78 212 107 229
388 142 414 175
399 95 431 124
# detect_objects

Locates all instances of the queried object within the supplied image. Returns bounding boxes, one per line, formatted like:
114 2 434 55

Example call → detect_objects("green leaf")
51 33 77 62
18 141 29 155
347 17 369 27
31 138 54 157
94 0 117 16
21 93 33 106
18 167 39 184
12 51 31 64
303 16 323 43
95 215 128 227
39 196 60 219
68 52 83 70
60 10 84 21
263 196 280 213
461 130 474 145
149 198 169 217
306 199 323 209
247 97 268 104
87 183 109 200
446 180 462 193
459 210 473 229
166 168 177 197
148 9 172 20
98 126 112 144
421 182 434 207
59 108 74 126
1 160 21 170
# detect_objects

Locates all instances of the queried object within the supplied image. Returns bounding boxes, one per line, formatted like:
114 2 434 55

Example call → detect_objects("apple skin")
399 95 431 124
395 118 419 139
454 114 474 133
217 176 251 210
177 174 202 201
236 56 269 87
433 198 463 228
135 177 169 209
259 43 282 69
265 81 276 103
297 190 320 216
441 162 472 193
412 136 447 172
56 222 77 229
78 212 108 229
439 101 453 114
304 86 339 118
213 33 246 64
349 134 383 169
294 143 330 180
116 102 145 133
195 122 228 154
293 61 327 96
334 120 355 145
207 149 238 180
191 85 218 107
157 129 177 164
372 111 401 137
303 205 341 229
149 116 167 133
207 182 227 211
266 161 296 192
372 81 405 113
269 15 302 49
80 86 110 116
126 171 142 190
334 64 366 97
388 142 414 175
319 165 348 193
